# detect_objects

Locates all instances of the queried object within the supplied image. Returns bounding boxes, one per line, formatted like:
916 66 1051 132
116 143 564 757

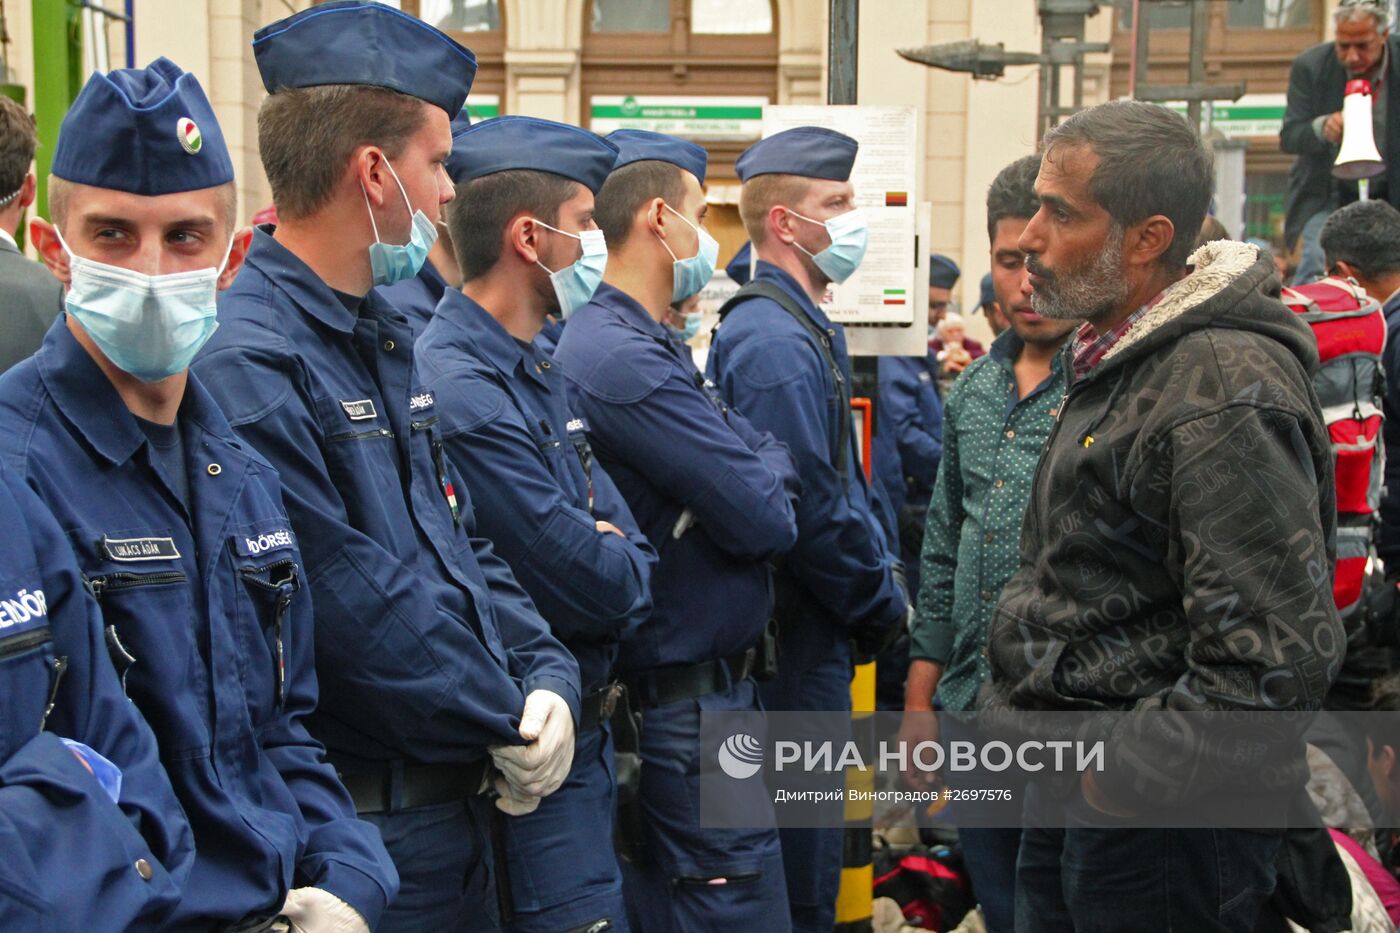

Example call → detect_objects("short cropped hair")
739 172 814 246
258 85 426 220
1320 200 1400 279
593 160 687 249
985 154 1040 243
1041 100 1213 269
1336 0 1390 30
449 169 580 282
0 96 37 202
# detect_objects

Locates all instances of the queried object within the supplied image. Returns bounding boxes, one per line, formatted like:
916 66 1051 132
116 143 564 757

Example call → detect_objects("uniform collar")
0 228 17 252
590 281 673 344
36 316 228 467
243 224 361 334
437 289 550 388
753 260 832 330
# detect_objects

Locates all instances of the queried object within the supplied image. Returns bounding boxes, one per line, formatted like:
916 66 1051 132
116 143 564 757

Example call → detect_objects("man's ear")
352 146 391 209
29 217 70 286
1126 214 1176 269
1331 259 1362 282
17 173 35 211
768 203 797 246
508 213 543 267
217 227 255 290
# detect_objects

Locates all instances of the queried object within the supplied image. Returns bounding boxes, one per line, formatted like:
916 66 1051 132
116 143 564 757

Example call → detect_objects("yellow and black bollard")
835 658 877 932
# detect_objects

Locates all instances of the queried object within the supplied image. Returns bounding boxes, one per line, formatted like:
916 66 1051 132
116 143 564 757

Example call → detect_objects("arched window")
399 0 505 119
582 0 779 179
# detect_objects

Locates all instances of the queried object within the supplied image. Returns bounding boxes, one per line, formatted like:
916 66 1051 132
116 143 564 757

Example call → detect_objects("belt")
337 759 490 815
623 646 757 710
579 682 624 730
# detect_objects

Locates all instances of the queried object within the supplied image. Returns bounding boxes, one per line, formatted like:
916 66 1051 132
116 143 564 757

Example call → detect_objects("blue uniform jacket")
876 353 943 504
0 320 396 926
0 462 191 931
1379 292 1400 568
553 282 799 673
415 291 656 692
192 228 580 769
374 259 449 335
707 263 907 670
535 317 566 357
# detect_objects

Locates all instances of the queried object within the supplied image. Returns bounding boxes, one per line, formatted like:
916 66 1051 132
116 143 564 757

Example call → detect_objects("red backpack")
1280 276 1386 622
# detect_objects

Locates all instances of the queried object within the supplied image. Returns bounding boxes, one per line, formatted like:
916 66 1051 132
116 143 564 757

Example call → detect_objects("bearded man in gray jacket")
986 100 1346 932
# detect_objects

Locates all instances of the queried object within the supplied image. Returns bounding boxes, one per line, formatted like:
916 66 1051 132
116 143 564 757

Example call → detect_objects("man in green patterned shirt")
900 154 1076 933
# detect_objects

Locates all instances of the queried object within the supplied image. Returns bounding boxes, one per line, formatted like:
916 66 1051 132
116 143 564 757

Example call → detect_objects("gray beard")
1030 225 1130 322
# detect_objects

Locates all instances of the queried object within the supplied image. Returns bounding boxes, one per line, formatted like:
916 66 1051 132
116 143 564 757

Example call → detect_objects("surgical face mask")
669 310 703 342
57 227 229 383
656 203 719 303
536 222 608 318
788 207 869 284
363 159 438 287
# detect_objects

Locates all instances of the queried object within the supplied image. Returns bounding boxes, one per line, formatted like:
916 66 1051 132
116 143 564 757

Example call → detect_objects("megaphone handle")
1361 178 1371 201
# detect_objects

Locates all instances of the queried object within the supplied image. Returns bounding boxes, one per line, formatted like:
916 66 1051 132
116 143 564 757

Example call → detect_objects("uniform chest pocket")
237 557 300 712
0 620 65 763
412 415 470 529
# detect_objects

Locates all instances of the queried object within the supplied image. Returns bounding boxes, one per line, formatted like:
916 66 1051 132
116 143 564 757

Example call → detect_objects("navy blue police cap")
929 254 960 289
253 1 477 117
606 129 708 185
978 271 996 309
726 241 753 286
454 116 619 193
444 110 474 184
52 57 233 196
735 126 859 182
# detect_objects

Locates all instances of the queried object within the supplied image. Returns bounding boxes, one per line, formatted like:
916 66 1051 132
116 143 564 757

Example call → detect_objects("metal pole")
125 0 135 68
828 0 858 105
1187 0 1208 129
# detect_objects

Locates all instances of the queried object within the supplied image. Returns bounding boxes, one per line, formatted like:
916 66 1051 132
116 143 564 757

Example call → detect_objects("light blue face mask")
57 227 229 383
364 159 438 287
669 310 703 342
789 207 869 284
657 203 719 303
536 222 608 319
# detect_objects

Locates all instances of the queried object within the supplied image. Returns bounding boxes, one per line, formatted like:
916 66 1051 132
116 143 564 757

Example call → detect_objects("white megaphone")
1334 78 1386 182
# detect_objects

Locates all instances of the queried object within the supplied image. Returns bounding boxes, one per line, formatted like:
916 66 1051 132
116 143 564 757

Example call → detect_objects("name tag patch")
103 536 181 562
565 417 589 434
410 392 436 413
340 399 378 421
234 529 296 558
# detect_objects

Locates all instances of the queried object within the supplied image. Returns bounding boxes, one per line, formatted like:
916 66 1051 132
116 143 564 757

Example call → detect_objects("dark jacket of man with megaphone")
1281 33 1400 252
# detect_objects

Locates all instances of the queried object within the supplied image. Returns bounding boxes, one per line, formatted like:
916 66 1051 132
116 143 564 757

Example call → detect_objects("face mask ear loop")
662 202 705 262
383 160 417 243
360 181 383 246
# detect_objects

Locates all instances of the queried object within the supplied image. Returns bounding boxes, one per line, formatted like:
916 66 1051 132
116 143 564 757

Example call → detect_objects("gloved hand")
280 887 369 933
59 738 122 804
490 689 575 800
491 773 542 816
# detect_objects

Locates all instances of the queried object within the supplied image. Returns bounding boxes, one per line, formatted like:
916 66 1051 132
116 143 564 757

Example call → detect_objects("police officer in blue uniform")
0 463 192 930
374 110 472 334
192 5 581 929
7 57 397 930
707 126 910 933
416 115 655 933
554 128 799 932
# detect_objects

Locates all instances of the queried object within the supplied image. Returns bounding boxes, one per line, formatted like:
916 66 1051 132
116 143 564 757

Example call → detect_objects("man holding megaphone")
1282 0 1400 283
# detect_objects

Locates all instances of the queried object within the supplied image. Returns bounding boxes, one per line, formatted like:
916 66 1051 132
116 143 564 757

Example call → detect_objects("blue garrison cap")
253 1 477 116
735 126 859 182
52 57 233 196
606 130 708 185
929 254 960 289
726 241 753 286
453 116 618 193
978 272 995 309
444 110 474 184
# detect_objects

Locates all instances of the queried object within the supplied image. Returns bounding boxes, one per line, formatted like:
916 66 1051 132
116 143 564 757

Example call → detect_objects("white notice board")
760 105 921 350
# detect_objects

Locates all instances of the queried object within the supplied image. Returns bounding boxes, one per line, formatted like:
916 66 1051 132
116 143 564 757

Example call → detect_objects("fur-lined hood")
1098 238 1320 376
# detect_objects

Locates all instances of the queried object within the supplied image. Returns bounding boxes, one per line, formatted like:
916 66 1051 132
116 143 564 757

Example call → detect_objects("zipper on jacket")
0 625 51 660
240 559 299 710
86 570 188 601
39 655 69 731
326 426 394 443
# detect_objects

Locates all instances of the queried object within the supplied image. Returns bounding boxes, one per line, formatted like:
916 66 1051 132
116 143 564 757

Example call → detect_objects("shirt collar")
753 260 833 330
243 224 360 334
436 289 549 388
36 317 226 467
1070 290 1165 381
590 281 673 344
0 228 16 251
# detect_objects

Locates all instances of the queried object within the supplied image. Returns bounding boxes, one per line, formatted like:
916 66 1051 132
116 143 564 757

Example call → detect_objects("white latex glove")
489 689 575 799
491 773 542 816
280 887 368 933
